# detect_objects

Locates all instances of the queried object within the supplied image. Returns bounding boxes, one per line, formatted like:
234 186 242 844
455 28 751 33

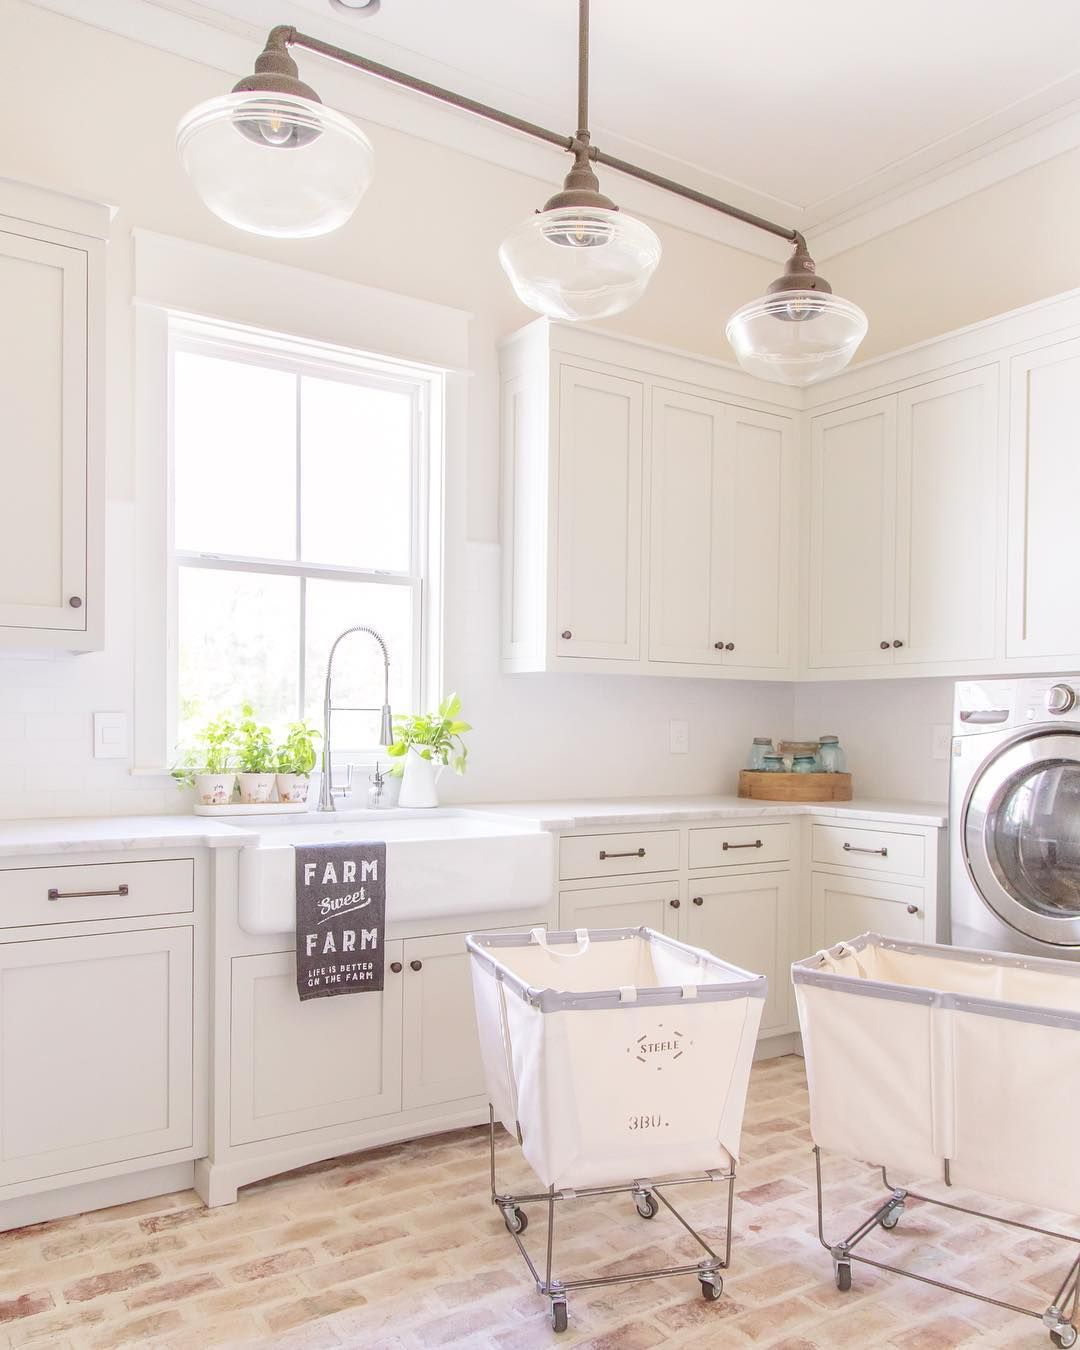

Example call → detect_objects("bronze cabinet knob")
389 961 403 973
906 904 919 915
409 959 423 972
669 898 681 909
561 630 572 640
69 596 82 609
724 642 735 652
692 896 704 906
714 641 724 650
880 640 891 650
893 639 904 648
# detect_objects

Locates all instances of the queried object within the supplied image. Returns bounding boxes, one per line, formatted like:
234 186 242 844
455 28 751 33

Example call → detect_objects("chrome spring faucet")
318 625 393 812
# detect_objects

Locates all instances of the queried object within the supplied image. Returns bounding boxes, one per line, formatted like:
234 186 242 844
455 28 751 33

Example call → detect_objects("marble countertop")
0 795 947 858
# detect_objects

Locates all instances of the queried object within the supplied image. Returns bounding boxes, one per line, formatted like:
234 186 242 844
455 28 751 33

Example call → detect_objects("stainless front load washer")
950 676 1080 957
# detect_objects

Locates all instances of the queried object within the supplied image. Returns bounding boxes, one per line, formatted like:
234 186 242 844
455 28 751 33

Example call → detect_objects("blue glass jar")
818 735 847 773
792 753 817 774
761 752 786 773
747 737 773 771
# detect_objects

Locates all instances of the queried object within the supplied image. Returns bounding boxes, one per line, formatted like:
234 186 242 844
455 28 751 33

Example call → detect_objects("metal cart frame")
814 1147 1080 1348
489 1106 733 1332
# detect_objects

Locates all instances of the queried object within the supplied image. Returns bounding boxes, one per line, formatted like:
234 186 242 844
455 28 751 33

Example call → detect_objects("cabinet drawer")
688 823 791 869
559 831 679 880
812 824 925 878
0 859 195 927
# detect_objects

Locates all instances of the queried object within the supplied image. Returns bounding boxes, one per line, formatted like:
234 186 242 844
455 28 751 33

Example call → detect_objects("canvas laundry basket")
467 926 766 1190
794 933 1080 1214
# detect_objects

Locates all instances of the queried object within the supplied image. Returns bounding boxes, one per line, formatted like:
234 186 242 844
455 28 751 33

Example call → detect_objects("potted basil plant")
235 703 277 804
172 714 238 806
387 693 470 808
275 720 321 805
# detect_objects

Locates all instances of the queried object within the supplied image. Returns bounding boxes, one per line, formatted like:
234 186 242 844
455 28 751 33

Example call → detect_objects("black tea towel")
294 842 386 1000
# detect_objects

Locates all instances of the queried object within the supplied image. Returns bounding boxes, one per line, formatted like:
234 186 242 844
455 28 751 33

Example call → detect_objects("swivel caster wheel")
880 1200 904 1230
1051 1328 1078 1348
699 1272 723 1301
550 1297 568 1333
634 1191 659 1220
834 1260 852 1292
501 1206 527 1235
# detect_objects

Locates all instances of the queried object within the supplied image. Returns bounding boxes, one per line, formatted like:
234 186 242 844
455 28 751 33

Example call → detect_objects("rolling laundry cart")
794 933 1080 1347
467 926 765 1332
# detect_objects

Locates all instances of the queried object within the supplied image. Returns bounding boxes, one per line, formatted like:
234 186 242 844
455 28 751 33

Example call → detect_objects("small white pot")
237 772 276 804
398 747 443 808
275 772 311 805
194 772 235 807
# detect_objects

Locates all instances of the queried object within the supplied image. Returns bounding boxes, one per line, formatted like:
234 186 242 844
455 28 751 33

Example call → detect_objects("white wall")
0 0 789 817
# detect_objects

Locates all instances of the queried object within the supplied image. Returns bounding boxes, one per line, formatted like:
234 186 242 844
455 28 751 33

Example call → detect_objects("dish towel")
294 842 386 1001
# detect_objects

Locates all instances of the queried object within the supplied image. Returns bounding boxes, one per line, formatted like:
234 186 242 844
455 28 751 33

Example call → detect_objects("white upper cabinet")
1006 339 1080 661
808 397 896 669
0 187 106 652
500 321 799 678
807 368 998 674
555 364 644 661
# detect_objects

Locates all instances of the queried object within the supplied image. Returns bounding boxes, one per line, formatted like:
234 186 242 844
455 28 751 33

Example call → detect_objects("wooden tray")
738 770 853 802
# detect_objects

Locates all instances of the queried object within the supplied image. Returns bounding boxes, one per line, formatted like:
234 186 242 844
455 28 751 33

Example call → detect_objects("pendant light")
725 235 868 386
177 28 375 238
176 6 867 381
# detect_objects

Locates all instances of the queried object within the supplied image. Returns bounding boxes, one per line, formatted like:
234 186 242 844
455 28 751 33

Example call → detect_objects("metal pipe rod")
577 0 589 139
283 27 800 245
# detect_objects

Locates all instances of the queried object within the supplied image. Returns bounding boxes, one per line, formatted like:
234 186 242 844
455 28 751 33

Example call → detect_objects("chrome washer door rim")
964 729 1080 947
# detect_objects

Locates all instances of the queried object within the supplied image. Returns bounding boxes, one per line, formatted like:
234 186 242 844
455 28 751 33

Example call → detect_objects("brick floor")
0 1056 1071 1347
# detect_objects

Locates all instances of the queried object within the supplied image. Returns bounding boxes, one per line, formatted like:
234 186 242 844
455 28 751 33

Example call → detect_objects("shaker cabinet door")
555 364 644 660
0 230 89 634
401 932 487 1110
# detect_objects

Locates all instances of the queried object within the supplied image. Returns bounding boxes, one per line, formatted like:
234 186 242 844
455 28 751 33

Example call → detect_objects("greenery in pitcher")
387 693 471 777
275 720 321 776
235 703 276 774
171 713 237 787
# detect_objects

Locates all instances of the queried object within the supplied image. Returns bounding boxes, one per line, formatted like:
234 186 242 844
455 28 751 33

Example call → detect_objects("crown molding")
24 0 1080 267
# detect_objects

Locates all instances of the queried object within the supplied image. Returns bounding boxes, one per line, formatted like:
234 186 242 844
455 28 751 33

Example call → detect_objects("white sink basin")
226 809 554 935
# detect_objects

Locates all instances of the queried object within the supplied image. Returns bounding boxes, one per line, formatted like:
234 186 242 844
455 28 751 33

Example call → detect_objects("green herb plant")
386 693 471 778
171 713 237 787
235 703 276 775
276 720 321 776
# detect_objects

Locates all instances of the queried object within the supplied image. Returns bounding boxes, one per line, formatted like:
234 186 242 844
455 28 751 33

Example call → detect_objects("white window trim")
132 232 465 773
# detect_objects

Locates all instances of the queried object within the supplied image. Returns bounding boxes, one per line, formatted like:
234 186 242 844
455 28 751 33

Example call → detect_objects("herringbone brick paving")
0 1056 1070 1347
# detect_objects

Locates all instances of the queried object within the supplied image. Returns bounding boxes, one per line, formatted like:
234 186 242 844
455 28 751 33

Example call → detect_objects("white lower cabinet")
811 872 926 950
230 945 404 1145
0 927 194 1186
401 933 487 1109
559 879 680 935
684 871 794 1035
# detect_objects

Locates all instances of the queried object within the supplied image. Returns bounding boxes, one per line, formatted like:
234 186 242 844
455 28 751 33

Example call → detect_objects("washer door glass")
965 731 1080 946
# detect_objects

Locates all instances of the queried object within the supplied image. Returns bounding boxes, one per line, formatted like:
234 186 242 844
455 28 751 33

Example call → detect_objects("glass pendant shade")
177 92 375 238
499 206 661 321
725 290 868 386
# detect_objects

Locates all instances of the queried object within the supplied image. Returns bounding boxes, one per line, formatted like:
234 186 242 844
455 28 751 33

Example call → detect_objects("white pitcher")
398 746 441 808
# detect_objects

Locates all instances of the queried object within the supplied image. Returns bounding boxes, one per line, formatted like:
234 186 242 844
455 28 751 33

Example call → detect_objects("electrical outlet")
931 723 951 761
669 720 689 754
94 712 128 760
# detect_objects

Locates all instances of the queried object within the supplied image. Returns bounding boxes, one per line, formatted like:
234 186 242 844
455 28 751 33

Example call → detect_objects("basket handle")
530 927 590 958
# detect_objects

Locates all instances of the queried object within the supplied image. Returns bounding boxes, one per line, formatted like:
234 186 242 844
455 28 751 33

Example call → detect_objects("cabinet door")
0 928 193 1185
401 932 486 1110
811 872 925 950
648 388 727 665
808 398 896 668
683 872 792 1034
555 364 644 660
0 229 88 633
719 405 795 669
1006 340 1080 659
894 368 998 665
559 880 680 935
230 945 403 1145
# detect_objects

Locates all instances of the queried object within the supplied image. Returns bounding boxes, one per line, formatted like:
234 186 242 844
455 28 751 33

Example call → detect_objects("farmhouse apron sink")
224 809 554 935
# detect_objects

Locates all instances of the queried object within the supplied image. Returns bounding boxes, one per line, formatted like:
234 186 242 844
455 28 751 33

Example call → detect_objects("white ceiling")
29 0 1080 257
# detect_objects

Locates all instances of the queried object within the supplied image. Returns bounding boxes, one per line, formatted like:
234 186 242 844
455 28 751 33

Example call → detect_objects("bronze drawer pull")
599 848 645 860
47 884 129 901
843 843 888 857
722 840 763 851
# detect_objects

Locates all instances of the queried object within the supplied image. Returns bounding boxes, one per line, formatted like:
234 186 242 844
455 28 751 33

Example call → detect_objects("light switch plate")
931 724 951 761
94 712 128 760
669 720 689 754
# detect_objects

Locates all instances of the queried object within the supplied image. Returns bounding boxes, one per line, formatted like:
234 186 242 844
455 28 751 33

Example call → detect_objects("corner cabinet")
500 320 798 678
0 185 107 652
